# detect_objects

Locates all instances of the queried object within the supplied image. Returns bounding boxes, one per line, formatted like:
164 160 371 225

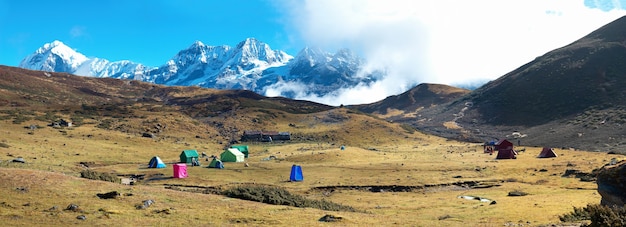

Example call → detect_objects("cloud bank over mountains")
15 1 626 106
277 0 626 104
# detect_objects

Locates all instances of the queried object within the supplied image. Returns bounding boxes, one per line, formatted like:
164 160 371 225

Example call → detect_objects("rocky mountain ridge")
18 38 381 100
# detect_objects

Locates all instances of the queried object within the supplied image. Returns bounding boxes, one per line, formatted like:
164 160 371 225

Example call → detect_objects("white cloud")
69 26 87 38
278 0 626 105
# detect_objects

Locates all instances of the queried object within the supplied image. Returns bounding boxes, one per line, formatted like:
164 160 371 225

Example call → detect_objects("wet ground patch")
311 180 501 193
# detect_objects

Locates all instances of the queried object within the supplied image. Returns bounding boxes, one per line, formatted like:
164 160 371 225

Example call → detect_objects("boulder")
64 204 80 211
596 162 626 206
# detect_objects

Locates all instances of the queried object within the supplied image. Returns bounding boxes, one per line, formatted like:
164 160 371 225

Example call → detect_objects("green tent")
180 150 199 164
220 148 245 162
230 145 249 158
207 158 224 169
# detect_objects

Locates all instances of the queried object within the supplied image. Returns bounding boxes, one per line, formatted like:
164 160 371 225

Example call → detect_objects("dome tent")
148 156 166 168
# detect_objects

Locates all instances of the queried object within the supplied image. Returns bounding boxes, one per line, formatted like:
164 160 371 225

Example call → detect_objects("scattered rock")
12 157 25 163
96 191 120 199
76 215 86 220
319 214 343 222
508 190 529 196
142 132 156 139
562 169 582 177
48 205 59 211
65 204 80 212
136 199 155 209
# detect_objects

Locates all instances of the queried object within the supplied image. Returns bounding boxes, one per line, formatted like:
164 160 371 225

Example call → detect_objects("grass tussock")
400 124 416 133
80 170 120 183
560 204 626 226
223 184 356 212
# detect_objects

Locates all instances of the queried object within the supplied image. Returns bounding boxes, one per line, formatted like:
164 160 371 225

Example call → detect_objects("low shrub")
400 124 416 133
80 170 120 183
97 119 115 129
35 112 61 122
12 115 31 124
222 185 356 212
70 116 84 126
560 204 626 226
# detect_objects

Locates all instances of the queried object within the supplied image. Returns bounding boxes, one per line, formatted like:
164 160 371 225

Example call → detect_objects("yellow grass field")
0 109 615 226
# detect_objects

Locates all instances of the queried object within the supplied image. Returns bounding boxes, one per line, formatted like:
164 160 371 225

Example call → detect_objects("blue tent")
148 156 166 168
290 165 303 182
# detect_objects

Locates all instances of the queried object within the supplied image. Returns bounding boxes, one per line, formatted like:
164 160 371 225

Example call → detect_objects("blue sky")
1 0 626 105
0 0 300 66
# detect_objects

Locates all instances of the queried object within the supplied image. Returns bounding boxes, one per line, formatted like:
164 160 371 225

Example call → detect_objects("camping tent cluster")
486 138 559 160
143 146 304 182
145 147 250 175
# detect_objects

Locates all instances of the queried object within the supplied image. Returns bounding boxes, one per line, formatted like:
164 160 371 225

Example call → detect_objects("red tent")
495 139 517 159
538 147 557 158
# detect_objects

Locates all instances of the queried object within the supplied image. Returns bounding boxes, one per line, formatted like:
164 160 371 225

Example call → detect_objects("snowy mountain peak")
234 37 292 65
20 40 148 78
238 37 260 47
19 40 88 72
294 47 330 67
38 40 86 62
189 40 205 49
41 40 64 51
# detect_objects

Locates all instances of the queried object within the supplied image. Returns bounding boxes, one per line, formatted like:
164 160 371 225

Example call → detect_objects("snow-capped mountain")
19 40 89 73
19 40 151 80
148 38 293 90
18 39 380 99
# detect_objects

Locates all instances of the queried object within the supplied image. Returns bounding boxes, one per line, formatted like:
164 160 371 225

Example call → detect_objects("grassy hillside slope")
0 66 619 226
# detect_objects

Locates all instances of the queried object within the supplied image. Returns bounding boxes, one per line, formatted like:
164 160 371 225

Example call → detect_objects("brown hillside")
351 83 469 120
366 16 626 153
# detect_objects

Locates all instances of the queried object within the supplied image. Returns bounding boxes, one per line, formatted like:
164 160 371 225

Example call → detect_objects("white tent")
220 148 245 162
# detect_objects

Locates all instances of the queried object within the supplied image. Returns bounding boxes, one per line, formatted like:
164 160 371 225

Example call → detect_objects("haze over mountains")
18 38 382 102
